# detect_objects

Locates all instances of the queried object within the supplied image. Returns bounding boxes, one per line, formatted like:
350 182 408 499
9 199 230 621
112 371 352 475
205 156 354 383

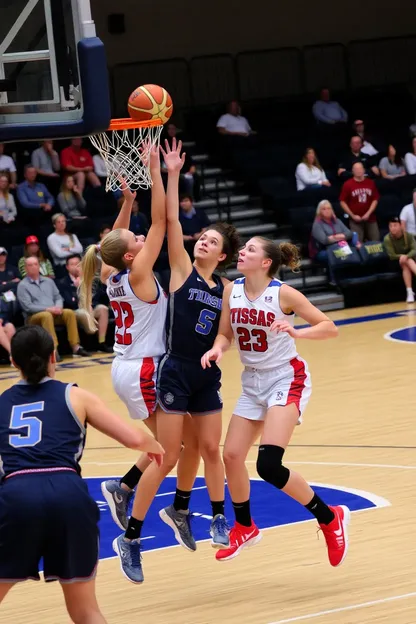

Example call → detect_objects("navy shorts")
0 472 99 584
157 353 222 415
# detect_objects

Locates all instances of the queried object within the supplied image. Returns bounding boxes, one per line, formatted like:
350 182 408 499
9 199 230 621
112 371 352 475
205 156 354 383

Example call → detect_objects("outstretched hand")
160 137 186 173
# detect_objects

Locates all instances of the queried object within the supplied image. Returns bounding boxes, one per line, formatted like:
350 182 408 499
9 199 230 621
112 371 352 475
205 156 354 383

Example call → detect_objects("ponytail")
279 242 301 272
256 237 301 276
79 244 100 333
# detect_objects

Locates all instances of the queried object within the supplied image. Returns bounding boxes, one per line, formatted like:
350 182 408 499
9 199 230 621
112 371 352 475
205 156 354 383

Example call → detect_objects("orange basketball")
127 84 173 124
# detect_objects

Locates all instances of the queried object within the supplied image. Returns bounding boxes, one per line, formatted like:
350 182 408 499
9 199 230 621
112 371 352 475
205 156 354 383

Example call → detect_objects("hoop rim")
105 117 163 131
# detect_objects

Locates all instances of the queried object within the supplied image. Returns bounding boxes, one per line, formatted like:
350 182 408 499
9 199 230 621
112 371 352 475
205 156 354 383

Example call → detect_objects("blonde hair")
52 212 74 245
78 229 129 332
316 200 335 219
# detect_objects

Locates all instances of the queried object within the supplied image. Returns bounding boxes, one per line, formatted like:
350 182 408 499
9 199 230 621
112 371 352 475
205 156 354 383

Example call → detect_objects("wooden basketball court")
1 301 415 624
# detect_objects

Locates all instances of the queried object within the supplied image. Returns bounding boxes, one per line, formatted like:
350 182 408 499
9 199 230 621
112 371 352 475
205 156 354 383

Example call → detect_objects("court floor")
1 301 415 624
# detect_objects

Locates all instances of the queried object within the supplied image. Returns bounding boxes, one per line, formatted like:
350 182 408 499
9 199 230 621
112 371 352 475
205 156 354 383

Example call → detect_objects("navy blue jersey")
0 378 86 479
166 267 224 361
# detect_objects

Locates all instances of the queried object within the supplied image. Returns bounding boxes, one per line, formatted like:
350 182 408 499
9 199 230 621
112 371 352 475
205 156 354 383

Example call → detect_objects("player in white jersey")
79 144 200 532
202 237 351 567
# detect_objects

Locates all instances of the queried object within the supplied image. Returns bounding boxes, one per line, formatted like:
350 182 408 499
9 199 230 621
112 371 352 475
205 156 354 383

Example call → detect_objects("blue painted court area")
87 476 381 561
385 326 416 343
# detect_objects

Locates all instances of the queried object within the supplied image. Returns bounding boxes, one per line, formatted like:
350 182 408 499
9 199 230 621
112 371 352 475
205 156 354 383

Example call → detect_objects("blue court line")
296 308 414 329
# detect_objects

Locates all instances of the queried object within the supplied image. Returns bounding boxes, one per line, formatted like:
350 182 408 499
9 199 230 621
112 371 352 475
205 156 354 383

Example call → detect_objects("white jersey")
107 270 167 360
230 277 298 370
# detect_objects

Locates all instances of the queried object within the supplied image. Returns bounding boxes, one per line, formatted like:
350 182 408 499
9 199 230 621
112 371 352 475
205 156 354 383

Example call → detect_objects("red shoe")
319 505 350 567
215 521 262 561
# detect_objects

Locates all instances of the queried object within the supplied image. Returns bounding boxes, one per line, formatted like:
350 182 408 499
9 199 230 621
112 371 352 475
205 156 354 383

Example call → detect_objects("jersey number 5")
195 309 217 336
9 402 44 448
236 327 268 352
111 301 134 346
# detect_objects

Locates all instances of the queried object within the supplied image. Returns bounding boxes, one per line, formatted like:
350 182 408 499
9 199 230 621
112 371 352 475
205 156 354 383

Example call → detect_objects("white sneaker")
406 291 415 303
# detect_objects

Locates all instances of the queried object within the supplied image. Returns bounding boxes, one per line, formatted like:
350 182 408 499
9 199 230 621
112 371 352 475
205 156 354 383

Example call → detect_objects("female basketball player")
79 145 200 533
0 325 164 624
201 238 350 567
113 139 240 584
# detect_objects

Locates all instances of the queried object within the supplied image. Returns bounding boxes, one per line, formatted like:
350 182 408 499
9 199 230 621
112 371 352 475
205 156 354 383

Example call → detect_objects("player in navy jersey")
113 139 240 584
202 237 350 568
0 326 163 623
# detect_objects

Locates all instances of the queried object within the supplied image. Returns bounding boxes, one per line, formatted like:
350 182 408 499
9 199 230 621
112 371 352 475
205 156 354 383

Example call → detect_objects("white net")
89 122 163 191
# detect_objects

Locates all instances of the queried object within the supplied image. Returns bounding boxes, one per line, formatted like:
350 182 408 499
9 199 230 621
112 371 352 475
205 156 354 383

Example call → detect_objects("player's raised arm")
161 138 193 287
201 281 234 368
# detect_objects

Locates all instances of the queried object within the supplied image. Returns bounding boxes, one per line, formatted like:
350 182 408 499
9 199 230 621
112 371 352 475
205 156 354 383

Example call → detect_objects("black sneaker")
73 346 91 357
97 343 113 353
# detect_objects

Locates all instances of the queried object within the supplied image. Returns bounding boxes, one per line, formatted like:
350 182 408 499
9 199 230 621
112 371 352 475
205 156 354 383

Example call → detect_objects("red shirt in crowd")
339 177 380 222
61 146 93 170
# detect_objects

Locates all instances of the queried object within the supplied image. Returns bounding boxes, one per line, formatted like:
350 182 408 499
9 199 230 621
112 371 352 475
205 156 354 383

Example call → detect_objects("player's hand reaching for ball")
201 346 224 369
160 137 186 173
269 319 299 339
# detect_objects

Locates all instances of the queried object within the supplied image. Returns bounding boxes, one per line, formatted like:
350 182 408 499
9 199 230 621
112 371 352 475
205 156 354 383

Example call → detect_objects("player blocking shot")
0 326 164 623
202 238 350 567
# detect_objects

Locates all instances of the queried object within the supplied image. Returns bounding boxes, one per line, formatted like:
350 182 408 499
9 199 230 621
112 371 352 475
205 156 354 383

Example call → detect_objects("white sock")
407 287 413 294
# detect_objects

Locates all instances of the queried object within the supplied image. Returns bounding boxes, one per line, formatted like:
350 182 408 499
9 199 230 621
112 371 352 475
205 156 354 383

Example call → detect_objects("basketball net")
89 119 163 191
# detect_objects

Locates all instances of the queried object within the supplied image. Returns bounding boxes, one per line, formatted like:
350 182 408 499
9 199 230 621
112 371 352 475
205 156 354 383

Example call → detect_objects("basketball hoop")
89 118 164 192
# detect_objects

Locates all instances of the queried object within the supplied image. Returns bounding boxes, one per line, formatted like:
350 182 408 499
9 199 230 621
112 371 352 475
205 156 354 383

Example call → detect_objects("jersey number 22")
111 301 134 345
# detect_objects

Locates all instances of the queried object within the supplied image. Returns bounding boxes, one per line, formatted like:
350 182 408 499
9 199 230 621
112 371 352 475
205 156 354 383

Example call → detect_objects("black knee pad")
256 444 290 489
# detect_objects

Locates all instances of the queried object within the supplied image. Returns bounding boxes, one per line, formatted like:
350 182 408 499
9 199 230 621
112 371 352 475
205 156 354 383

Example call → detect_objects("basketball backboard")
0 0 111 142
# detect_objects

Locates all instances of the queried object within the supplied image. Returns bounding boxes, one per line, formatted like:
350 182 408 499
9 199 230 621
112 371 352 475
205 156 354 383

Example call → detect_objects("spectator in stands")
400 189 416 236
217 101 253 137
18 235 55 279
60 138 101 195
129 199 149 236
379 145 406 180
295 148 331 191
404 137 416 175
0 143 17 188
312 88 348 126
338 136 379 179
0 174 17 224
0 247 20 292
179 194 210 241
92 151 108 182
352 120 378 157
339 162 380 242
17 256 90 359
99 224 111 240
162 123 200 199
0 247 18 357
47 213 83 275
59 254 112 353
309 200 358 281
17 165 54 215
31 140 61 188
383 217 416 303
57 174 87 220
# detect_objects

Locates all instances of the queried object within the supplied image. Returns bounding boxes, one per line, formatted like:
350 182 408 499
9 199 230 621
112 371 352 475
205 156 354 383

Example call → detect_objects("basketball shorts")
0 472 99 583
157 353 222 415
112 356 159 420
234 357 311 423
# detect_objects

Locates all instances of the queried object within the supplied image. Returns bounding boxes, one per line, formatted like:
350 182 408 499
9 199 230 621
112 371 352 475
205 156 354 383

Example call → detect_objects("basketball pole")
73 0 96 38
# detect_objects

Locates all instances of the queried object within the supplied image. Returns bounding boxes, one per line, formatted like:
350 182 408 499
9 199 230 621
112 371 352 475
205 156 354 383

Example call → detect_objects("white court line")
245 460 416 470
267 592 416 623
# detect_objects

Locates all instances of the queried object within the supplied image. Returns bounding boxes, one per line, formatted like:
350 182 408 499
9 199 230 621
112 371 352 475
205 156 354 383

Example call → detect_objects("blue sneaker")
101 480 133 530
112 535 144 584
210 514 230 549
159 505 197 552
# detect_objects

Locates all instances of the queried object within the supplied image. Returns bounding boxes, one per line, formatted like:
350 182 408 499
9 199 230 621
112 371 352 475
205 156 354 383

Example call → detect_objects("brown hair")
208 222 241 268
24 242 46 263
302 147 323 171
79 229 129 332
256 237 301 276
0 174 10 200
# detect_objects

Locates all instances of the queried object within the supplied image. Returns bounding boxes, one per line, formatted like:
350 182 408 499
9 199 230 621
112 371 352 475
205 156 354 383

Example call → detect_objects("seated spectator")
312 88 348 125
60 138 101 195
0 246 18 358
295 148 330 191
57 174 87 220
338 136 379 179
99 224 111 240
16 256 90 359
31 140 61 193
383 217 416 303
18 235 55 279
339 162 380 242
404 137 416 175
309 200 359 281
179 195 210 242
130 199 149 236
59 254 112 353
16 165 54 217
352 120 378 157
400 189 416 236
217 101 253 137
0 247 20 292
0 143 17 188
47 213 83 274
379 145 406 180
92 151 108 182
0 174 17 224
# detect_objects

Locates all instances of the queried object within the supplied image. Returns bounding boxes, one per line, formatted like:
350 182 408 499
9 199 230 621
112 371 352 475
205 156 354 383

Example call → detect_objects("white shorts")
233 357 311 423
111 356 159 420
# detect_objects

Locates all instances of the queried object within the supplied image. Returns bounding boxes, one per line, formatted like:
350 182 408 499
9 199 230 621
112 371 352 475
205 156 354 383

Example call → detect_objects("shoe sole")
210 538 230 550
216 532 262 562
159 508 197 552
333 505 351 567
101 482 127 531
112 538 143 584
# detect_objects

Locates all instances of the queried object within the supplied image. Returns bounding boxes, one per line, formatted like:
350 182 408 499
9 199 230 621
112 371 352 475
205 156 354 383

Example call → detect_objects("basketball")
127 84 173 124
